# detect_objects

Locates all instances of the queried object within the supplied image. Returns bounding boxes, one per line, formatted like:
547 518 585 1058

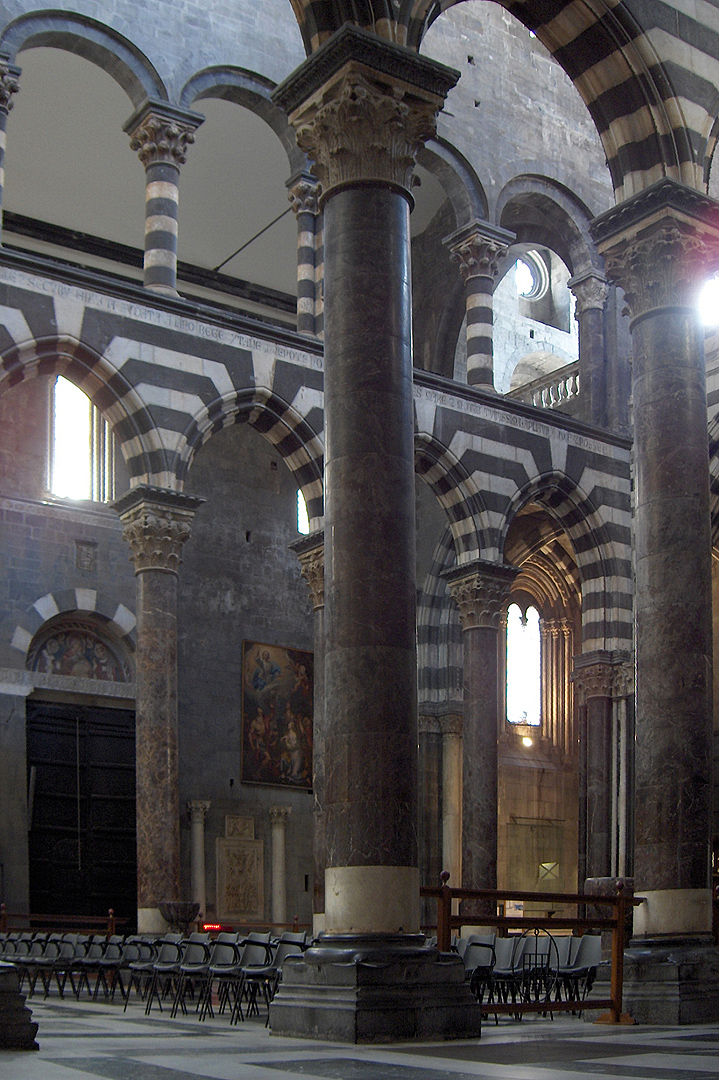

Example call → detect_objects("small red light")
203 924 222 931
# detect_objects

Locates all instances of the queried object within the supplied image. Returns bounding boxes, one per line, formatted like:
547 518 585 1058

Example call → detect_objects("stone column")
445 220 513 390
113 485 204 932
593 180 719 947
0 61 20 244
124 101 203 295
443 560 518 914
288 172 321 336
439 713 463 894
290 531 325 930
568 269 609 428
269 805 291 927
272 26 479 1041
573 652 615 882
188 799 210 921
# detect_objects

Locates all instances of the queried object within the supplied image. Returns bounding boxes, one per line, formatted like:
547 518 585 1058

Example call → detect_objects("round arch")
175 388 325 529
417 524 463 708
0 11 166 106
414 432 490 562
0 334 162 487
10 587 136 666
417 137 488 225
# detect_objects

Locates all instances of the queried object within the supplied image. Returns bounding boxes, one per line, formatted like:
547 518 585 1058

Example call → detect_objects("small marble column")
124 101 203 295
445 220 513 390
593 180 719 941
288 172 321 336
188 799 210 921
269 805 291 927
0 61 20 244
443 560 518 914
439 713 463 894
573 652 616 881
290 531 325 931
568 269 609 428
113 485 204 933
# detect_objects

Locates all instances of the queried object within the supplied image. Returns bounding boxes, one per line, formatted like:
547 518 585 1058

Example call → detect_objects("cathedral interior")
1 0 719 1039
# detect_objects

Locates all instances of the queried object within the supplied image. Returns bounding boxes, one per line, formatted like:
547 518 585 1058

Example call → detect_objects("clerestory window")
506 602 541 727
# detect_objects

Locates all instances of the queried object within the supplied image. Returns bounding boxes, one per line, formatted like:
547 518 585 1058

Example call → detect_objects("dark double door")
26 701 136 923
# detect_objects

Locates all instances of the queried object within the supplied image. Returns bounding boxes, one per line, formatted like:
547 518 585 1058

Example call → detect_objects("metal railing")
421 873 643 1024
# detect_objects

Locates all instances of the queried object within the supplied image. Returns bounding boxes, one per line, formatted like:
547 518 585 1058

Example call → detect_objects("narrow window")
297 488 310 534
51 377 115 502
506 603 541 726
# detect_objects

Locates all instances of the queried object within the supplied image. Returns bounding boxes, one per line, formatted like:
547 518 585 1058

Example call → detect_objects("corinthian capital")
442 560 519 630
0 62 20 115
273 24 458 202
568 270 608 314
573 650 633 704
113 486 205 575
444 220 514 282
590 178 719 321
288 172 320 216
124 101 203 169
290 531 325 610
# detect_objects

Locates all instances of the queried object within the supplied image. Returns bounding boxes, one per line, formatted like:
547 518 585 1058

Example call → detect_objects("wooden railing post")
437 871 452 952
0 903 6 933
107 908 115 937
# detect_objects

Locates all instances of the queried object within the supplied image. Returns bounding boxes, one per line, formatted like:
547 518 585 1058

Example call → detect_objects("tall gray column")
568 269 609 428
271 25 480 1041
288 172 321 336
444 560 518 914
0 61 20 244
124 101 202 296
114 485 203 932
290 531 325 930
188 799 210 921
440 713 463 894
593 180 719 941
573 652 616 882
445 221 513 390
269 805 291 926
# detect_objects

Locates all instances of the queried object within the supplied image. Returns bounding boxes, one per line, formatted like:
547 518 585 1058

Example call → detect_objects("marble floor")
2 994 719 1080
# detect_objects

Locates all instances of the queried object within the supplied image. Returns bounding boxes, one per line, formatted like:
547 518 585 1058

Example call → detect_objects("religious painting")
241 640 313 790
29 623 131 682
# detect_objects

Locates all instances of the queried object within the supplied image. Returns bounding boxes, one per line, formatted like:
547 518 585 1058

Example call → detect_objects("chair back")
278 931 306 945
155 933 183 962
182 933 210 965
463 942 495 974
455 937 469 958
572 934 601 970
271 941 304 970
552 935 573 970
240 939 270 966
209 935 241 968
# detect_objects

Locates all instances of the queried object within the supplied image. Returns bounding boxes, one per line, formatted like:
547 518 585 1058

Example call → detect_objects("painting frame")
241 640 313 790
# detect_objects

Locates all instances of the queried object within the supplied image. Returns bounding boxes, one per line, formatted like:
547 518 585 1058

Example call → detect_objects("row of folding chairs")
0 931 131 1001
454 931 602 1012
124 930 308 1024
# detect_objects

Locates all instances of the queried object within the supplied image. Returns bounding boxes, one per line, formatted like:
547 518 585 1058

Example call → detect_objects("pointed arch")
176 388 325 529
0 11 166 106
0 335 163 486
417 524 463 708
414 432 490 562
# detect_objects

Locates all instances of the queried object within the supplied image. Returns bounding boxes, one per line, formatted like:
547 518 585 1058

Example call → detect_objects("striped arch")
708 413 719 548
0 11 166 106
499 471 632 653
10 588 136 662
414 433 490 562
417 525 463 709
0 334 164 487
288 1 410 54
403 0 710 200
176 388 325 529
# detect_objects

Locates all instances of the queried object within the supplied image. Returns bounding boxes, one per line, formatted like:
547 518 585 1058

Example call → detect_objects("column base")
269 935 481 1042
584 940 719 1025
0 963 38 1050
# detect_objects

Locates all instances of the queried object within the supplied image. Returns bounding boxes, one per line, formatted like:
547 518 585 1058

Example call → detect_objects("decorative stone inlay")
442 560 519 630
445 220 513 282
125 101 201 168
569 270 609 314
288 173 320 216
290 531 324 610
188 799 210 823
0 63 20 114
113 486 205 575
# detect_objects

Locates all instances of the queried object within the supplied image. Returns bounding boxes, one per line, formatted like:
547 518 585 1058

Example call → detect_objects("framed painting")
241 641 313 790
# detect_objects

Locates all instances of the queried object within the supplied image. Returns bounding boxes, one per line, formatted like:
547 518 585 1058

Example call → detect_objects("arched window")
51 376 115 502
506 603 541 726
297 489 310 534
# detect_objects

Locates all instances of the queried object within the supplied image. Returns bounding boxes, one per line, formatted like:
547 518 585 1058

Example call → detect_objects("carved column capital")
124 100 203 169
273 25 458 202
568 270 609 314
187 799 210 824
269 805 292 826
288 172 321 216
573 650 633 704
442 560 519 630
438 712 463 737
290 530 324 610
444 220 513 282
0 62 20 115
113 486 205 575
590 178 719 321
